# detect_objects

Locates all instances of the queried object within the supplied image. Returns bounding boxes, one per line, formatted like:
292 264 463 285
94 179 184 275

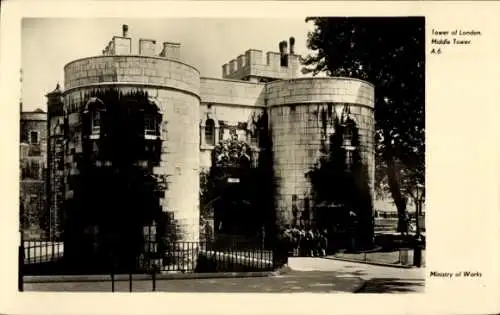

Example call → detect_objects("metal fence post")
111 269 115 292
18 244 24 292
129 272 132 292
152 264 156 292
52 240 55 260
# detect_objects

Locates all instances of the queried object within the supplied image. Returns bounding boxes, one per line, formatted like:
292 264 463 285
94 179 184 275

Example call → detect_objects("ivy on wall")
63 88 177 271
20 182 48 239
306 104 374 249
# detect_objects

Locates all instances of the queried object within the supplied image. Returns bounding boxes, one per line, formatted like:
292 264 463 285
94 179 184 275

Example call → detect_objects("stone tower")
58 25 201 271
266 78 375 243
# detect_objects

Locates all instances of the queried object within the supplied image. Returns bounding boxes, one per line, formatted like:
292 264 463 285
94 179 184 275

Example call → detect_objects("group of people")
281 225 329 257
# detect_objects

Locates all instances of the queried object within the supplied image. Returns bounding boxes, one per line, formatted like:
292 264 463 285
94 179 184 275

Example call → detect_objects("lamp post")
413 183 424 267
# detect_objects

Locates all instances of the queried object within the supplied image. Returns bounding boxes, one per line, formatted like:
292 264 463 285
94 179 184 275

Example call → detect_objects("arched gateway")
203 129 267 248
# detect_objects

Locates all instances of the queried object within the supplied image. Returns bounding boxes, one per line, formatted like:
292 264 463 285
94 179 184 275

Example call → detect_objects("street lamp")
413 183 424 267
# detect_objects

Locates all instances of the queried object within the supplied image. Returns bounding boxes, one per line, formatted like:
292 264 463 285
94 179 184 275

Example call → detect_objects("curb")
323 256 415 269
24 266 292 284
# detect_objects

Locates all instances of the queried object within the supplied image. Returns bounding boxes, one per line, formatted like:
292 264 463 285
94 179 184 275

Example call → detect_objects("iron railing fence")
22 240 64 264
19 238 288 292
138 240 277 273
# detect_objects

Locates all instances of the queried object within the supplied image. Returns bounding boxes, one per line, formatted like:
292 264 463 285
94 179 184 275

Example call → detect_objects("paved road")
25 257 424 293
25 270 363 293
288 257 425 293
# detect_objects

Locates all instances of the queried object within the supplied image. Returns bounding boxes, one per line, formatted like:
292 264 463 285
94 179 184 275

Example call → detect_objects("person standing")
291 226 299 256
306 228 315 257
299 227 306 256
320 229 328 257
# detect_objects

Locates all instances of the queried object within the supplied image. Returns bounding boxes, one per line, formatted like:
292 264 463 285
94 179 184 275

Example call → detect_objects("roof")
20 110 47 121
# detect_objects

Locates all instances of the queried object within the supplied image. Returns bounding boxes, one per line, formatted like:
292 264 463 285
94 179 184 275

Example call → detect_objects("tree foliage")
302 17 425 232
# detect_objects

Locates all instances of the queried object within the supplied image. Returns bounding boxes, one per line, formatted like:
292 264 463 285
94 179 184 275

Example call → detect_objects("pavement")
288 257 426 293
325 249 426 268
24 269 365 293
24 257 424 293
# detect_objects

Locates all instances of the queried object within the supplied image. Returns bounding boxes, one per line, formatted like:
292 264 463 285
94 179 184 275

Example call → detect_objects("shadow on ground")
358 278 425 293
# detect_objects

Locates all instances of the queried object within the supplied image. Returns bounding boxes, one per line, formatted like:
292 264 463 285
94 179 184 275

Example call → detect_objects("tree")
302 17 425 233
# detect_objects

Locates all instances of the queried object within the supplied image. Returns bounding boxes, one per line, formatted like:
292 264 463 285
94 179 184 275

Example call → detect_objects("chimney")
279 41 288 56
122 24 129 37
289 37 295 55
279 40 288 67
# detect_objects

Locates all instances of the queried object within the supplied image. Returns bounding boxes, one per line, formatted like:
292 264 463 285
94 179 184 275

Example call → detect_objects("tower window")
91 111 101 133
205 119 215 146
30 131 39 144
23 160 40 179
344 124 353 141
144 114 158 136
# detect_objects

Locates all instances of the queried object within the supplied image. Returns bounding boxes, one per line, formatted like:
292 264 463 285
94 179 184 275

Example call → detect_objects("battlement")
222 37 301 82
139 38 157 56
159 42 181 60
101 25 181 60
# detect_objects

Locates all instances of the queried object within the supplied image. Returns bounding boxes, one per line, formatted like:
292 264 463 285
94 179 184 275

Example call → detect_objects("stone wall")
64 56 199 96
20 181 46 239
199 78 265 170
200 78 265 107
20 116 47 160
20 113 48 238
266 78 375 226
222 49 301 81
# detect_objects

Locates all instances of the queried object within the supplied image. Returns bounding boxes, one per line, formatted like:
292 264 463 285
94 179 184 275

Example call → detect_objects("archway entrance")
207 133 265 247
213 166 253 235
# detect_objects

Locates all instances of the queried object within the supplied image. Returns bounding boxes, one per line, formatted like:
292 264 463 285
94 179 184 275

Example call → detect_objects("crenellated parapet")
100 25 181 61
222 37 301 82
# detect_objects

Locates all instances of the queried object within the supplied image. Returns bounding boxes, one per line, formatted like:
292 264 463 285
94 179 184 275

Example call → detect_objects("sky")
21 18 317 111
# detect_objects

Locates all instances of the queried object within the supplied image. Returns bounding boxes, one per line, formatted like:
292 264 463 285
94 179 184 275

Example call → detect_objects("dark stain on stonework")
306 104 374 251
62 88 179 273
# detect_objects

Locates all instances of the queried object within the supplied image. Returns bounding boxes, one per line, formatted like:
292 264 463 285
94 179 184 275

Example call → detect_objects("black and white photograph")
17 16 426 293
